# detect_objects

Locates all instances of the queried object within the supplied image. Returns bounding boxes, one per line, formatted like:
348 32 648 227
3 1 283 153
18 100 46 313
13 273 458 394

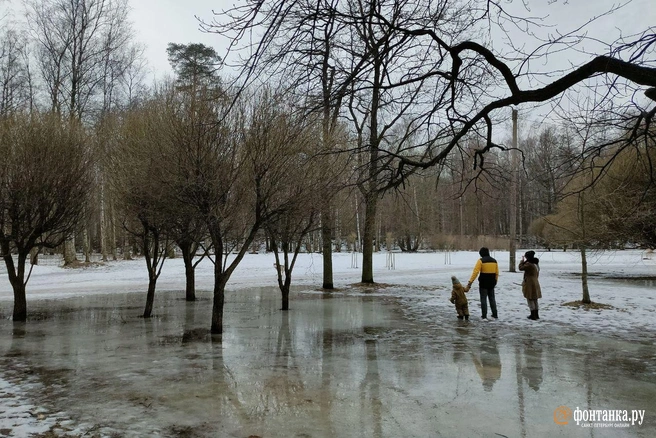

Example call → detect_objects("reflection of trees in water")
208 338 251 429
269 311 307 410
320 292 337 436
521 342 543 392
514 339 545 438
361 338 383 438
319 296 387 436
584 354 595 438
514 345 527 438
451 339 470 398
228 311 310 423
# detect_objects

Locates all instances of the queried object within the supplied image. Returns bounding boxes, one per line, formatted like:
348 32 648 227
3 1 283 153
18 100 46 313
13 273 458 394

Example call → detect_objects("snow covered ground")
1 249 654 341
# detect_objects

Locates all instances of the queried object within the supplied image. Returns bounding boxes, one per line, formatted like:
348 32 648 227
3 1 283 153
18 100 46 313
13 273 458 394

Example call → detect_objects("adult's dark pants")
479 287 497 318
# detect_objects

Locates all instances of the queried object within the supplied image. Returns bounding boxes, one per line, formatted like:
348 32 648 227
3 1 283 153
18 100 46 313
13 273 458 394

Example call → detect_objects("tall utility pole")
509 109 518 272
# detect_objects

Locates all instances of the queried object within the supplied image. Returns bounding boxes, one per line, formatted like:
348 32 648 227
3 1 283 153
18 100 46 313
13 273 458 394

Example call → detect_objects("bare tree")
112 98 172 318
536 189 598 303
205 2 655 253
268 207 318 310
159 43 223 301
341 0 437 282
571 125 656 248
158 85 257 334
177 88 323 333
202 0 512 282
533 157 622 304
26 0 137 265
0 113 92 321
119 44 149 107
26 0 134 119
200 0 348 289
0 27 34 115
162 88 211 302
254 105 324 310
375 7 656 188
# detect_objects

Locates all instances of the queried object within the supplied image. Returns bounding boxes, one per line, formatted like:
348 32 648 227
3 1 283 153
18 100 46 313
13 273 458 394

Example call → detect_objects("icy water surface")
1 287 655 437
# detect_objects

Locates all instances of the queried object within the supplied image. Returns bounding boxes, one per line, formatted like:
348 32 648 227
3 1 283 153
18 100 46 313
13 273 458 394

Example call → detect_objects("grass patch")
562 301 614 311
349 282 395 290
347 283 444 292
62 260 106 269
604 275 656 281
313 287 347 292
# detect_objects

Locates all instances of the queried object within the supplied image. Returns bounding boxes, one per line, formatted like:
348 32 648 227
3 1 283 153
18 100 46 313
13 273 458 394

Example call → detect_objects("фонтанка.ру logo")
554 406 573 425
554 406 646 428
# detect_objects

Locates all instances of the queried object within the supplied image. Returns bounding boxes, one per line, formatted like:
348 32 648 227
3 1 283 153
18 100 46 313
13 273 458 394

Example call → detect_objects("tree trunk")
211 270 227 334
123 230 132 261
361 191 377 283
459 197 464 237
181 243 196 301
63 237 77 265
509 109 518 272
12 281 27 322
143 276 157 318
412 234 420 252
83 228 91 263
355 197 361 252
579 190 591 304
5 251 28 321
185 260 196 302
334 208 341 252
100 185 108 262
281 283 290 311
111 205 118 261
581 246 591 303
321 205 334 289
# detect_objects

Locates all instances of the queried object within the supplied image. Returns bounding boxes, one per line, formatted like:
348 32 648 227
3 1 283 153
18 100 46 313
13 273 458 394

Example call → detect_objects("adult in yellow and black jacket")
466 247 499 320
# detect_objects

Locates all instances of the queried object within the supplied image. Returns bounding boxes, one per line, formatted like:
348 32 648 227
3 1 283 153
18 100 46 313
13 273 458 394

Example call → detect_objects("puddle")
605 277 656 288
564 273 656 288
0 288 654 437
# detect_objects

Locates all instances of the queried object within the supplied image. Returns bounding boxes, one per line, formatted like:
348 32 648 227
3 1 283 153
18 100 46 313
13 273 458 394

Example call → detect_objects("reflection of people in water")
452 328 470 363
521 344 544 391
471 340 502 392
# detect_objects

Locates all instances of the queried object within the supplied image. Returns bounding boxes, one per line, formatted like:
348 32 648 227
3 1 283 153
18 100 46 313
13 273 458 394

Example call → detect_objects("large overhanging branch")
370 9 656 176
394 55 656 174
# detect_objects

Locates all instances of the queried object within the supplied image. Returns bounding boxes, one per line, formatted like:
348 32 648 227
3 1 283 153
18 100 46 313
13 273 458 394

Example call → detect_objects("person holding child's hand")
466 247 499 320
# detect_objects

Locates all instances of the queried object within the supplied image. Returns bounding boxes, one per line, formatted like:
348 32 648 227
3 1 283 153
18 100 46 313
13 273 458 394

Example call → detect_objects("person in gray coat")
519 250 542 320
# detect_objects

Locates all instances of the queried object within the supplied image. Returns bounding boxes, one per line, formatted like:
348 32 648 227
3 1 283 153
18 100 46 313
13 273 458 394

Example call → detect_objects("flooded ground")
1 286 655 437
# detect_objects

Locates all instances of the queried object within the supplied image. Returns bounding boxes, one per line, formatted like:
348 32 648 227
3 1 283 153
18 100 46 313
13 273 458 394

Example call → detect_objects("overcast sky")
2 0 652 77
127 0 243 79
127 0 655 79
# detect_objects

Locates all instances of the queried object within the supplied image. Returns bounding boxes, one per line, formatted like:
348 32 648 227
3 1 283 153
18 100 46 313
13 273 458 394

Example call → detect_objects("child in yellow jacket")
450 276 469 320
